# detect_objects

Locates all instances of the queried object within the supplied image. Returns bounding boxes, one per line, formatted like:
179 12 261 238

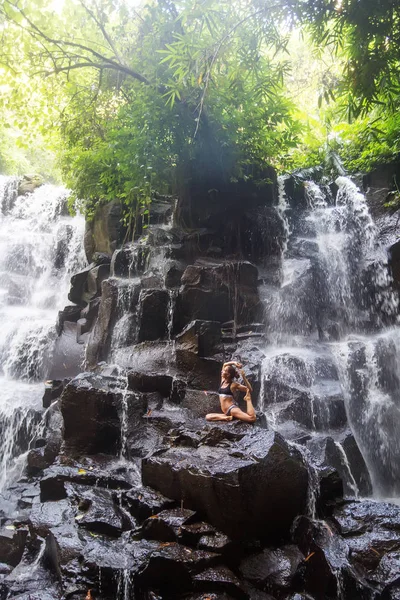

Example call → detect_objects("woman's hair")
225 365 238 380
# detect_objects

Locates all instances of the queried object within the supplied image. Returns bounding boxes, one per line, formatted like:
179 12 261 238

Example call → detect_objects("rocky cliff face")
2 169 400 599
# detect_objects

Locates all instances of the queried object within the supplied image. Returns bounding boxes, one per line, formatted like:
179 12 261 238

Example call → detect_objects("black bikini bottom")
225 403 238 416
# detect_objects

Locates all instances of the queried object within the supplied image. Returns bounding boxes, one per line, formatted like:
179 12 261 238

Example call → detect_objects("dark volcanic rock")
122 487 176 521
142 507 196 542
84 199 125 262
0 527 28 567
193 565 248 599
181 389 221 417
128 371 173 397
68 262 110 306
176 260 261 332
138 288 169 342
61 373 121 455
142 427 308 541
70 486 131 537
176 320 222 357
60 373 148 457
85 277 119 367
176 350 221 390
239 545 304 594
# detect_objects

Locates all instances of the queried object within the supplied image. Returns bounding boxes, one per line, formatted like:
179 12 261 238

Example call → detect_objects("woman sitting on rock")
206 361 256 423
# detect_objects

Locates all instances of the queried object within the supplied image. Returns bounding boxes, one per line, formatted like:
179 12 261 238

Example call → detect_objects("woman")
206 360 256 423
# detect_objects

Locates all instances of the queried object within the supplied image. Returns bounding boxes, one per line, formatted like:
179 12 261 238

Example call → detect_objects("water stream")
0 176 86 494
261 175 400 499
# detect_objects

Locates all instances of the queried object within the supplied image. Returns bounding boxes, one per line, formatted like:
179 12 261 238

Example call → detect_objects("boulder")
0 527 28 567
181 389 221 417
292 516 373 600
18 175 43 196
40 463 132 502
68 262 110 306
176 320 222 357
122 487 176 522
176 260 261 332
142 427 309 541
60 373 147 457
70 486 132 537
193 566 248 599
85 278 119 367
128 371 173 397
84 199 125 263
55 305 82 335
142 508 197 542
111 243 150 277
165 262 185 287
239 545 304 595
29 499 74 538
138 288 170 342
176 350 221 390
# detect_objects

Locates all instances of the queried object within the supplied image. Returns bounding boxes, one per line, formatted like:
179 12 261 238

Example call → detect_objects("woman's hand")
236 362 243 368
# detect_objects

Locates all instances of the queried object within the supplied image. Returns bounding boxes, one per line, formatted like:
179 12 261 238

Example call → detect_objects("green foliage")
2 0 400 211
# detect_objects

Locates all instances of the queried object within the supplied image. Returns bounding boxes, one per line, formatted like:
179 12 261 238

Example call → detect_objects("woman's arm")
223 360 242 369
239 369 253 392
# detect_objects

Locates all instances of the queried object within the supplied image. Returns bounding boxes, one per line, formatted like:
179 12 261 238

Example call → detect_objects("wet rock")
0 527 28 567
332 501 400 573
142 508 197 542
176 320 222 357
197 531 235 557
141 271 164 289
84 199 125 262
340 433 373 496
27 403 63 474
138 288 169 342
181 389 221 417
61 373 122 455
176 260 261 332
142 428 309 541
29 499 73 538
111 243 150 277
68 262 110 306
128 371 173 397
193 566 247 599
143 403 193 435
136 542 220 595
317 466 344 515
18 175 43 196
42 379 67 409
179 521 219 546
306 436 371 498
40 463 132 502
176 350 221 390
292 515 373 599
122 487 176 522
239 545 304 594
166 262 185 287
56 305 82 335
70 486 132 537
373 551 400 596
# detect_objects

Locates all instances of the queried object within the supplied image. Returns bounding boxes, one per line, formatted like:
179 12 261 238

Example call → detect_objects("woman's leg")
206 413 233 421
230 393 256 423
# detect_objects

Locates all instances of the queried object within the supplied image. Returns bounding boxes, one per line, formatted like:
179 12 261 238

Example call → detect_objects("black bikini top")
218 381 233 396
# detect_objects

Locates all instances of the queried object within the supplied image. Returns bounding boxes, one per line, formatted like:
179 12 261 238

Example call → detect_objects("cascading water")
0 176 86 494
260 175 400 499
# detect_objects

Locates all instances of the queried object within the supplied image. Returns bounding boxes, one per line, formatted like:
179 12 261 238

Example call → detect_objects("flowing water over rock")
0 176 86 493
261 175 400 499
3 171 400 599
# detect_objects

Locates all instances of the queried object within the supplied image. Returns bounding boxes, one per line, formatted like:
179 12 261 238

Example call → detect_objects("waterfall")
0 176 86 493
260 175 400 499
